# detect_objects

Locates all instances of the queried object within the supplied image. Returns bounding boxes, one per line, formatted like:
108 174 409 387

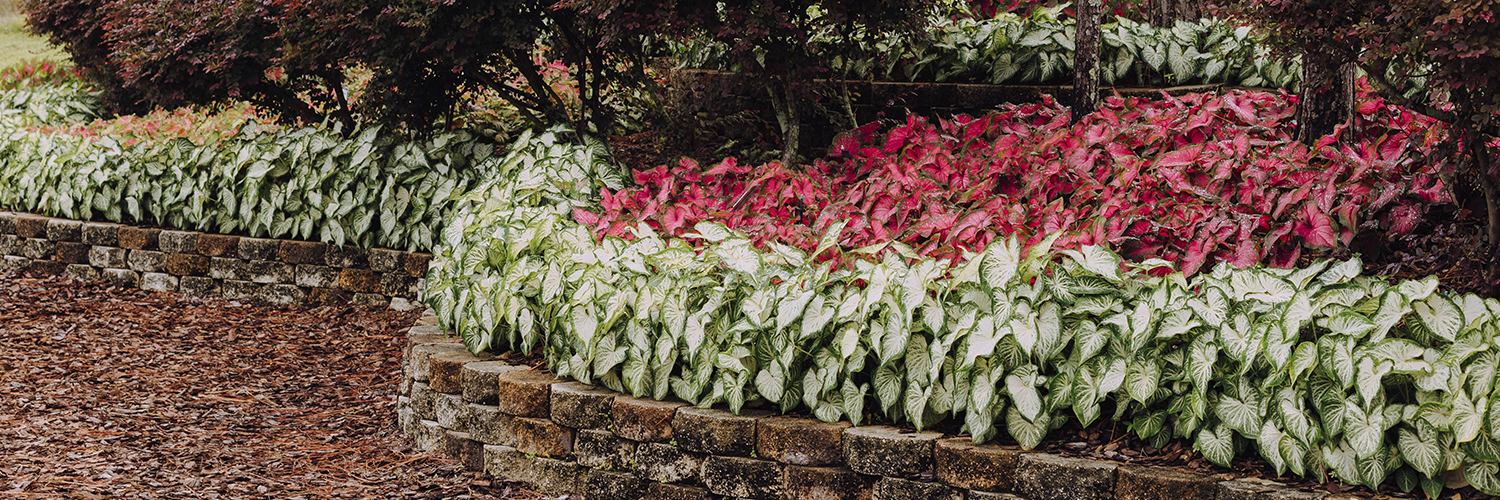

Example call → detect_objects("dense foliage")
428 132 1500 497
0 60 80 91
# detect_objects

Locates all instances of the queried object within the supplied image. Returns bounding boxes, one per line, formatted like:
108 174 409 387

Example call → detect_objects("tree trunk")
1149 0 1202 29
1072 0 1102 123
1295 53 1356 145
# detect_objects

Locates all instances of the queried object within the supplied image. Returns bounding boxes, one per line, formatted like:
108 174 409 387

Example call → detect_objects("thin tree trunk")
781 79 801 166
1295 54 1356 145
1149 0 1202 29
1072 0 1102 123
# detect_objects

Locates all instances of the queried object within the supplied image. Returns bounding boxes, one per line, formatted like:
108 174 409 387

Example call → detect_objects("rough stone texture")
760 415 851 466
45 219 82 242
511 417 574 457
634 442 705 483
256 284 306 304
325 245 367 268
117 227 160 250
1215 479 1328 500
337 268 381 293
369 248 407 272
158 231 200 254
352 293 388 306
0 213 14 234
180 276 219 297
389 297 419 311
0 234 17 255
0 255 29 270
405 252 432 277
462 361 526 405
414 420 445 452
494 370 557 417
89 246 127 268
483 445 582 495
673 407 766 457
209 258 244 280
53 242 89 264
783 466 873 500
64 264 100 282
429 351 495 394
702 455 784 499
550 382 617 429
443 430 485 471
102 268 140 288
127 250 167 273
81 223 119 246
409 343 469 383
647 483 717 500
935 438 1024 492
276 240 326 264
969 492 1028 500
873 477 962 500
28 260 65 276
843 426 943 477
466 403 516 447
19 238 54 260
435 393 468 430
304 288 348 304
1016 453 1118 500
1116 465 1216 500
196 234 239 257
582 469 646 500
140 272 179 292
611 396 685 442
165 253 210 276
245 260 294 284
220 280 263 300
15 215 48 238
410 382 437 420
238 238 280 261
575 428 637 470
295 265 340 288
380 272 419 297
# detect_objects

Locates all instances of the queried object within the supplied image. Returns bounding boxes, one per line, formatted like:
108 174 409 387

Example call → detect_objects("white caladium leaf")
685 221 734 242
1357 452 1387 491
1188 336 1217 391
981 235 1020 289
1061 245 1123 282
1097 357 1128 397
1354 357 1390 407
1196 424 1234 467
1073 320 1107 362
1233 270 1295 304
1463 294 1492 326
1319 335 1357 390
1006 405 1049 450
1399 276 1439 302
1345 401 1383 459
1126 357 1161 405
1260 421 1287 475
1189 286 1229 327
1323 443 1359 485
1319 311 1376 338
1398 427 1442 477
1007 367 1043 421
1318 257 1362 285
1217 394 1262 437
1280 435 1307 477
1453 389 1483 443
777 288 816 333
1414 295 1463 342
1467 461 1500 497
812 219 849 259
714 238 763 276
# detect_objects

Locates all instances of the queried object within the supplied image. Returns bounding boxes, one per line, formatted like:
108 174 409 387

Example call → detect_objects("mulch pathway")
0 270 552 499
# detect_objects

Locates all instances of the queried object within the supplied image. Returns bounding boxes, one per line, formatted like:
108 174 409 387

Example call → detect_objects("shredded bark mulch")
0 270 554 499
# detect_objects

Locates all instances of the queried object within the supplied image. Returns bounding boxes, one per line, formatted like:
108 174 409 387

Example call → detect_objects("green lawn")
0 1 68 71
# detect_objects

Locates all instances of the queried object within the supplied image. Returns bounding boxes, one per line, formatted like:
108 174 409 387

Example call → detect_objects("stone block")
443 430 485 471
0 255 28 270
352 293 388 307
634 441 705 483
141 272 179 292
583 469 647 500
369 248 406 272
165 253 210 276
485 445 585 493
0 234 17 255
64 264 100 282
575 428 637 470
180 276 219 297
127 250 167 273
53 242 89 263
15 215 47 238
969 492 1028 500
1016 453 1118 500
196 234 239 257
337 268 381 293
674 407 766 457
117 227 160 250
300 287 341 304
278 240 326 264
414 419 445 452
80 223 119 246
467 403 516 446
511 416 574 457
844 426 943 477
324 245 367 268
647 483 717 500
381 272 419 297
0 213 14 234
702 455 784 499
409 343 468 382
436 393 467 430
462 361 525 405
873 477 962 500
158 230 200 254
245 260 294 283
429 351 494 394
783 466 874 500
936 438 1024 492
210 258 243 280
220 280 263 300
256 284 305 304
398 397 416 436
19 238 54 259
494 369 556 417
237 237 280 261
294 265 340 288
27 260 65 276
89 246 127 268
759 415 851 466
389 297 419 311
1215 479 1328 500
45 219 81 242
411 382 438 420
1116 465 1216 500
406 252 432 277
550 381 617 429
102 268 140 288
611 396 685 442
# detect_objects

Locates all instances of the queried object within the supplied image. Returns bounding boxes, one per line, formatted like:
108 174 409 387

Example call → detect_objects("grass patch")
0 0 68 71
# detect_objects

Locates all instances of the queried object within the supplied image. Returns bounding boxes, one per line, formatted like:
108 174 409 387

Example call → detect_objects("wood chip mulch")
0 270 554 499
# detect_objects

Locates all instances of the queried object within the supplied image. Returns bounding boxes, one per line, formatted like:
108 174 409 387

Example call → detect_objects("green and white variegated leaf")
1218 394 1263 437
1006 405 1049 450
686 221 734 242
1260 421 1288 475
777 288 816 333
1061 245 1123 282
1414 295 1463 342
1453 389 1484 443
1233 270 1295 303
1196 424 1235 467
1399 276 1440 302
1280 435 1307 477
714 238 763 276
1319 335 1357 390
1354 357 1390 407
1189 286 1230 327
1097 357 1128 397
1398 427 1442 477
1345 401 1383 459
801 293 835 340
1007 367 1043 421
1467 461 1500 497
1074 320 1108 362
1288 341 1318 382
1319 257 1362 285
1323 443 1360 485
1188 336 1217 392
1126 357 1161 405
1357 452 1387 490
1319 311 1376 338
981 235 1020 289
813 219 849 259
1034 301 1063 362
1463 294 1491 327
754 362 786 403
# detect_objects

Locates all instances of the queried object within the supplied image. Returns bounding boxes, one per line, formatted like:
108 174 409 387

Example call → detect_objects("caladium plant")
431 130 1500 498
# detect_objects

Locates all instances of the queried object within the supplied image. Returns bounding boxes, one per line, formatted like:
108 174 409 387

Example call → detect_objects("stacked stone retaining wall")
399 316 1347 500
0 211 428 308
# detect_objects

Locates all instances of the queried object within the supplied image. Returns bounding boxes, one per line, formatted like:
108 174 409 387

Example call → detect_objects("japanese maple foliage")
578 84 1451 274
